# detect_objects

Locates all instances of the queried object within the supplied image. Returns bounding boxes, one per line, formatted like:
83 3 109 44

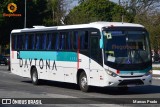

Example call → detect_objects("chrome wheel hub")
32 72 37 82
81 76 87 88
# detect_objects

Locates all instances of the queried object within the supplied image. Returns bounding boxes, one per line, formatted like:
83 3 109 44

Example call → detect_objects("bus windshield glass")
103 30 151 65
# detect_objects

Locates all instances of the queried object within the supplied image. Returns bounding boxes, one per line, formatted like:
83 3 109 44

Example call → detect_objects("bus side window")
24 34 28 50
55 33 59 50
90 36 100 62
60 32 71 50
31 34 35 50
52 33 57 50
36 35 40 50
59 31 73 51
27 34 33 50
59 33 65 50
12 35 17 50
80 31 88 50
67 32 72 50
42 33 47 50
84 31 89 49
73 31 78 49
70 32 74 50
17 35 24 50
47 33 52 50
15 35 17 50
80 31 85 49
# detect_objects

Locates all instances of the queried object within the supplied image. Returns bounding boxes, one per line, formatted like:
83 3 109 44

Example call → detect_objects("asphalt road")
0 65 160 107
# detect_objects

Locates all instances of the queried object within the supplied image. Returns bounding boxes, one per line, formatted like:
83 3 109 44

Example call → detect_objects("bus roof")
11 21 144 33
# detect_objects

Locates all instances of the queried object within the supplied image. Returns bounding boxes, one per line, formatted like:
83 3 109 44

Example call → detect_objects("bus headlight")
105 69 118 77
144 70 152 76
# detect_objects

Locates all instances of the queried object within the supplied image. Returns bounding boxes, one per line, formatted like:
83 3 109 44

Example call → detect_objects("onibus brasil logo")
3 3 22 17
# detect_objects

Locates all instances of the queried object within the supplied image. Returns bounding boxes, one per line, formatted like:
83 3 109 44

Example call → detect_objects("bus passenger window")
84 31 88 49
27 34 34 50
55 33 59 50
42 34 47 50
47 33 52 50
36 35 40 50
32 34 35 50
12 35 17 50
24 34 28 50
17 35 24 50
73 31 78 49
90 36 101 62
80 31 85 49
80 31 88 50
52 33 57 50
59 33 65 50
67 32 72 50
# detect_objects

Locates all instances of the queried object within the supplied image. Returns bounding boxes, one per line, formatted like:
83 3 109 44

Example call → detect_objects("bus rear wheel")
79 72 90 92
31 68 40 85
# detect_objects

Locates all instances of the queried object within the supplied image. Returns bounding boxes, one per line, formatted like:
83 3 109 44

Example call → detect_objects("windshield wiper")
132 50 144 63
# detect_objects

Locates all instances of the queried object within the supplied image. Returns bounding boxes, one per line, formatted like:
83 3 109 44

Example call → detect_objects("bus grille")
118 79 144 86
119 75 143 78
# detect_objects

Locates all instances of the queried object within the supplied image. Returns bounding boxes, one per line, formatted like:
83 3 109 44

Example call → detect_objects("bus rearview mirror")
100 39 103 48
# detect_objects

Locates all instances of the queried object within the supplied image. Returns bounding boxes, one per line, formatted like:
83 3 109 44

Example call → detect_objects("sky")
110 0 119 3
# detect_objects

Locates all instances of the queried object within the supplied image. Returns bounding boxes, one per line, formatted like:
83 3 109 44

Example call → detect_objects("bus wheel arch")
77 69 90 92
30 66 40 85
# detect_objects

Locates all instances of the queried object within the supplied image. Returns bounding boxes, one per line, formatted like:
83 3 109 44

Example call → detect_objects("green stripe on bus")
19 51 77 62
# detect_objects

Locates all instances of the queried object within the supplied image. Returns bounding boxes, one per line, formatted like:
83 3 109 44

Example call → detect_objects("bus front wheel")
31 68 40 85
79 72 90 92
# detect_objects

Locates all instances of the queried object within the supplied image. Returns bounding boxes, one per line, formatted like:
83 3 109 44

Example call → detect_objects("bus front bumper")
106 74 152 87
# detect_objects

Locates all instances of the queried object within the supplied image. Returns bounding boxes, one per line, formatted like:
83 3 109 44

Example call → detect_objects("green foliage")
0 0 23 45
0 0 48 48
65 0 133 24
134 13 160 49
0 0 67 49
78 0 86 4
44 0 66 26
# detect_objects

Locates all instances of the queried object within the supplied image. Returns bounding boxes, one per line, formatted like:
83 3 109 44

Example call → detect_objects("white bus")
10 22 152 92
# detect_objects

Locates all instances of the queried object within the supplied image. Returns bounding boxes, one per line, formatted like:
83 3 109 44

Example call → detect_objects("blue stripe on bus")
120 66 152 74
19 51 77 62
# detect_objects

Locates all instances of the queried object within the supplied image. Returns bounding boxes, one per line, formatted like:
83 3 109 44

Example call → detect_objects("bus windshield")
103 30 151 65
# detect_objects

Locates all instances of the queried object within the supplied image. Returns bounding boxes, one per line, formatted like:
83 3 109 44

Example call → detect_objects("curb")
152 74 160 77
152 70 160 75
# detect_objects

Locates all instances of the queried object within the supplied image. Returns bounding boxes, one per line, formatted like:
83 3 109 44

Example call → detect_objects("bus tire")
31 68 40 85
7 65 10 71
79 72 90 92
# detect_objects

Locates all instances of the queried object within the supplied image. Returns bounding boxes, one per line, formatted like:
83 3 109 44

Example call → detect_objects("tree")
119 0 160 16
119 0 160 49
0 0 24 46
65 0 133 24
0 0 49 53
44 0 68 26
78 0 86 4
0 0 72 49
129 0 160 49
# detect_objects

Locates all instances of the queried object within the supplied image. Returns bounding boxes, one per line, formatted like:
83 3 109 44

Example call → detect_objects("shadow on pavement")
89 85 160 95
22 80 80 91
22 80 160 95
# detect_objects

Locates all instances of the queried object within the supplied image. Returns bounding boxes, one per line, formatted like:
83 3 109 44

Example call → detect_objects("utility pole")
119 0 123 23
119 0 128 23
24 0 26 28
119 0 121 5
